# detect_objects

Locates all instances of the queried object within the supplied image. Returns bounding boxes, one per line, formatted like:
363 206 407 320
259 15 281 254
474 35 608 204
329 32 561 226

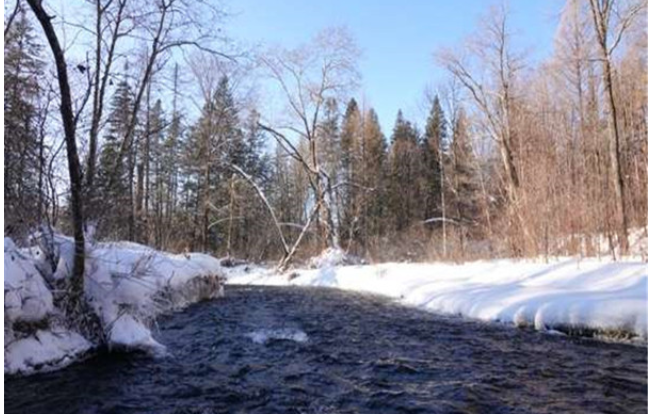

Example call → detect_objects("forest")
5 2 648 403
5 0 647 274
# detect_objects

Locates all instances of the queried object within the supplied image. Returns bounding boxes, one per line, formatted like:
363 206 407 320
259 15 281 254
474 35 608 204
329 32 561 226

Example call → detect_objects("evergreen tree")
4 8 44 229
318 98 341 177
360 108 388 240
226 109 271 257
144 99 166 246
388 110 423 231
96 79 133 238
448 108 481 251
182 75 246 252
156 102 182 249
181 97 214 250
316 99 342 238
241 109 268 178
215 76 245 171
421 95 448 221
339 98 362 242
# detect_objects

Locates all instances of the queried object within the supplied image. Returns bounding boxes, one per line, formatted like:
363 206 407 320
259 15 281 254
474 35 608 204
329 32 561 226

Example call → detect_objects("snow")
307 247 360 268
5 238 54 324
5 234 224 376
107 314 166 354
228 257 648 340
5 228 646 375
84 242 225 354
5 330 92 376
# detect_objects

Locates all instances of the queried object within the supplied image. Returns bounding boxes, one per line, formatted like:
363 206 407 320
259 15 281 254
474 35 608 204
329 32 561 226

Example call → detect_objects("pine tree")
4 8 44 229
182 75 246 252
224 109 271 257
143 99 166 246
156 102 182 249
448 108 481 254
96 79 133 238
421 95 448 222
318 98 341 179
388 110 423 231
182 98 214 251
360 108 388 240
339 98 362 242
241 109 268 178
316 99 342 242
215 77 245 171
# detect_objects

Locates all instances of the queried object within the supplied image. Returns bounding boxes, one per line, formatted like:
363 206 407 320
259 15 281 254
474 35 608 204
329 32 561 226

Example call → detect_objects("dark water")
5 286 648 414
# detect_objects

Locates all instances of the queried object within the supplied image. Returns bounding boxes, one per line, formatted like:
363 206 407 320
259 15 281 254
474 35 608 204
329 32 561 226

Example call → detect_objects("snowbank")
5 330 92 375
5 238 55 324
307 247 361 268
228 258 648 341
5 235 224 376
85 242 224 353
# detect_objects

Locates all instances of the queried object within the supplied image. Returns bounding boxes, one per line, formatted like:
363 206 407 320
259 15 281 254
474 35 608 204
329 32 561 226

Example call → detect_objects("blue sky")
227 0 564 130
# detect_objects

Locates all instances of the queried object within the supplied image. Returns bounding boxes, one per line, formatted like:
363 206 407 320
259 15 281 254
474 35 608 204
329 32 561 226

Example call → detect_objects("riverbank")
227 251 648 342
6 236 646 376
5 234 224 376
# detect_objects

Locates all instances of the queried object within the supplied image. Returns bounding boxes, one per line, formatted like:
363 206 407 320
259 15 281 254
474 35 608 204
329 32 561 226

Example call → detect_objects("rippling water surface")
5 285 647 413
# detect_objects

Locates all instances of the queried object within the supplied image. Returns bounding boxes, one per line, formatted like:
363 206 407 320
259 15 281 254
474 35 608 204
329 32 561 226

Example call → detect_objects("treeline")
5 0 647 265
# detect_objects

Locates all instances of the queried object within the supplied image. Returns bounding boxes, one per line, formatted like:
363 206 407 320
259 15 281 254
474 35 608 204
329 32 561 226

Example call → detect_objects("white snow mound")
5 330 92 375
228 258 648 340
5 238 55 324
5 235 225 376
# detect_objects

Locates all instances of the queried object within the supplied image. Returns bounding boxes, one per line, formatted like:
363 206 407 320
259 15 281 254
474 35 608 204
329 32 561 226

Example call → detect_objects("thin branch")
230 163 290 255
4 0 21 37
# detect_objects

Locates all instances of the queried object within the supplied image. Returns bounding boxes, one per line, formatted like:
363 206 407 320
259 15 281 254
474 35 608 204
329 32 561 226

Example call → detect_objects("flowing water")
5 285 647 413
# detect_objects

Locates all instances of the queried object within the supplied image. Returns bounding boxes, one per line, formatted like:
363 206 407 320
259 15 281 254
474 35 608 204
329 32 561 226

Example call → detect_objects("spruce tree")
388 110 423 231
183 75 246 252
421 95 448 222
4 8 44 229
156 103 182 249
144 99 166 246
361 108 388 240
449 108 480 253
339 98 362 242
96 80 133 238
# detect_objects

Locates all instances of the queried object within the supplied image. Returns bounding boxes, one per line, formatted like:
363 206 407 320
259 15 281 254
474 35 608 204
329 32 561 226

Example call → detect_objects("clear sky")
227 0 564 130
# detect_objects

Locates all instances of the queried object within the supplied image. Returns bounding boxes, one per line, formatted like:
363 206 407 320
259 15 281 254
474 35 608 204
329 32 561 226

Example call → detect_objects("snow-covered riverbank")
228 252 648 341
5 235 224 376
6 234 646 376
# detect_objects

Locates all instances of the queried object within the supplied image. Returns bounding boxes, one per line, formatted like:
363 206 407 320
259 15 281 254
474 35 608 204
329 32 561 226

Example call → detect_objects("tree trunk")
86 0 126 209
601 57 630 254
27 0 85 306
588 0 631 254
227 177 235 256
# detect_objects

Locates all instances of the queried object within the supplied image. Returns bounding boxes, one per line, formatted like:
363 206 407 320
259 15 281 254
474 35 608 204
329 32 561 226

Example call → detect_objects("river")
5 285 647 413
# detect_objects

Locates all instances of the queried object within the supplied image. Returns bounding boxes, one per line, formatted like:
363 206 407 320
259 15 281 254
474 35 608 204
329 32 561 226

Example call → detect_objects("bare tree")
586 0 646 254
4 0 22 36
107 0 231 240
259 27 360 258
26 0 86 310
114 0 230 169
436 4 532 255
85 0 132 204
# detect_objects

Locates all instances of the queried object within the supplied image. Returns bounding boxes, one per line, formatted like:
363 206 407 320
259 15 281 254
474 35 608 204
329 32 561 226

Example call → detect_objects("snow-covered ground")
228 250 648 341
5 234 224 376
